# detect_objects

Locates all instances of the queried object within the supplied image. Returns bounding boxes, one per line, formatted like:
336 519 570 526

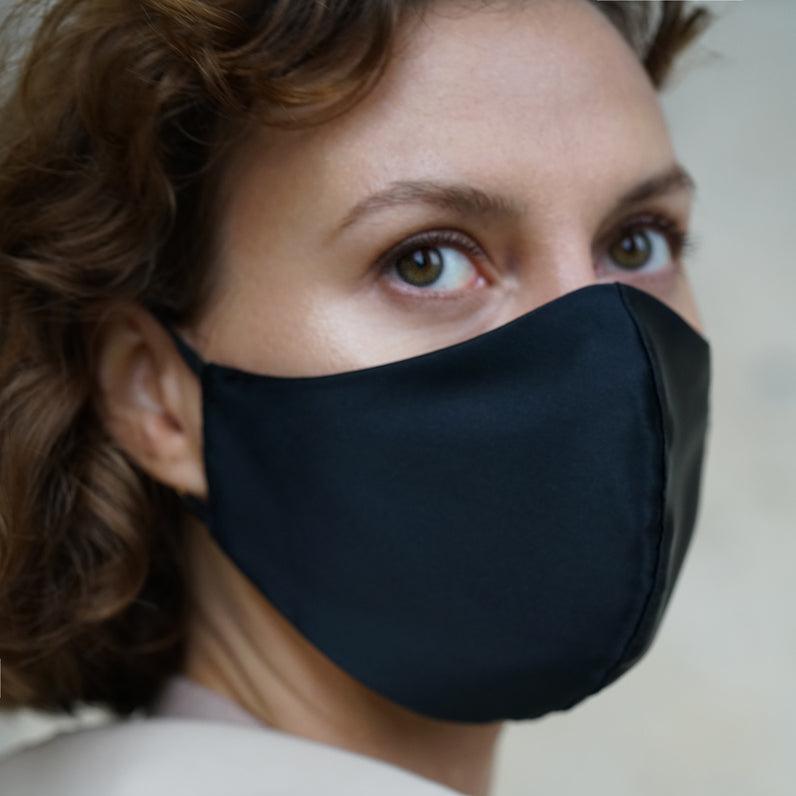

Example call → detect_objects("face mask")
153 281 711 724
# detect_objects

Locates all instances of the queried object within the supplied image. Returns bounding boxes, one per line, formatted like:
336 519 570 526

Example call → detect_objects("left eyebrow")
329 162 696 239
607 162 696 217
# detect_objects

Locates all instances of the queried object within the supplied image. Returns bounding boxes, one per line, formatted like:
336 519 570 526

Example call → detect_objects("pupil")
611 230 651 270
396 248 444 286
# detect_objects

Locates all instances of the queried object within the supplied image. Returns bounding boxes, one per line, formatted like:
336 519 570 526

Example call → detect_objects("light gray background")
1 2 794 794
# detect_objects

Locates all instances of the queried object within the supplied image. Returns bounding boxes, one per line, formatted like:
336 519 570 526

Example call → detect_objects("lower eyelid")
386 273 488 301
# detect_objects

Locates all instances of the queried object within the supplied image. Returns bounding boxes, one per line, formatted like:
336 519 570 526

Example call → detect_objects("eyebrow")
331 163 696 238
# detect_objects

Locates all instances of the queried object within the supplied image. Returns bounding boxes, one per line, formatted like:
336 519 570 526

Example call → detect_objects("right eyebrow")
331 180 528 239
328 162 696 240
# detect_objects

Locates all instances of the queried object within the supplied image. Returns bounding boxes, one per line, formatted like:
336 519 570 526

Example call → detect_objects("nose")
509 244 706 339
510 243 597 317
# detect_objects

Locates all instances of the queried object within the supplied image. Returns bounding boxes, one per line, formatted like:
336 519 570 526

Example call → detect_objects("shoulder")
0 715 459 795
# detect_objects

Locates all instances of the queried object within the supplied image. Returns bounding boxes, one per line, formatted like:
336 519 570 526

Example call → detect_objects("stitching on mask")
557 283 670 713
597 283 671 685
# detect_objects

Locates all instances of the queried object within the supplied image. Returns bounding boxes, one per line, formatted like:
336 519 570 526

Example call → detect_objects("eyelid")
375 227 487 271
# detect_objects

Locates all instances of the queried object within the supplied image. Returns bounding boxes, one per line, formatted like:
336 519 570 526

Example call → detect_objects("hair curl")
0 0 714 716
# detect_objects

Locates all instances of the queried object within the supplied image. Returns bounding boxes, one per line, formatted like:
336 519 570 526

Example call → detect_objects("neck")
182 522 503 796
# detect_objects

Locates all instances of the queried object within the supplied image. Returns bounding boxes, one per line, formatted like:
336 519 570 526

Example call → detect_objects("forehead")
221 0 673 238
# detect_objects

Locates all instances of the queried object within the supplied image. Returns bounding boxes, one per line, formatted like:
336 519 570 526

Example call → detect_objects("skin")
96 1 704 794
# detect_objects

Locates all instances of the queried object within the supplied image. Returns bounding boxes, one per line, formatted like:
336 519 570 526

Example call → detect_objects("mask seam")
558 283 670 712
597 283 670 687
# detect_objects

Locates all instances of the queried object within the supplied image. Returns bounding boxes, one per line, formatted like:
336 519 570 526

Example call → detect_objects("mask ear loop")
150 309 206 378
148 308 213 528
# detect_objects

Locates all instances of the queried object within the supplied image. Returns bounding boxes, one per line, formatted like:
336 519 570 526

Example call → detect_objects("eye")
377 229 487 297
599 214 694 277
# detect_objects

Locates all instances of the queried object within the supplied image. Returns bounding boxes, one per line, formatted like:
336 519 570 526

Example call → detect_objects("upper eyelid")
378 209 689 267
597 208 689 245
374 227 483 274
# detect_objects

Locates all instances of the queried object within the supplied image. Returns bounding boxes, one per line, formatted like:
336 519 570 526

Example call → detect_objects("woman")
0 1 714 794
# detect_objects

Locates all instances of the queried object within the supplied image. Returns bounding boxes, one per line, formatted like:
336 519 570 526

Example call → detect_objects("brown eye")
395 247 445 287
381 231 483 295
599 216 694 279
609 229 653 270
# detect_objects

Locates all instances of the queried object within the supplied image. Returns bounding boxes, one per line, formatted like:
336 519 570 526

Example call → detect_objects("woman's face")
195 0 701 378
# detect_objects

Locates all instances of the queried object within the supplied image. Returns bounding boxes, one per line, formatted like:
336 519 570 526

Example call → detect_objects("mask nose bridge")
149 309 207 378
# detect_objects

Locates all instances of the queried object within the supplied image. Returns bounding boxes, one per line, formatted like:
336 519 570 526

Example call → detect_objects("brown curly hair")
0 0 714 717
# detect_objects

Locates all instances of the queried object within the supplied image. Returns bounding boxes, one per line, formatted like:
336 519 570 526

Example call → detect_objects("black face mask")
154 281 711 724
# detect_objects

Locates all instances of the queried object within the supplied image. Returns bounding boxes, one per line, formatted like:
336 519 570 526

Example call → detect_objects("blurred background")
1 1 794 794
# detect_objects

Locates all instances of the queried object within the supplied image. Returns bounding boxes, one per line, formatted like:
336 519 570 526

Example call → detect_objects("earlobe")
93 304 208 499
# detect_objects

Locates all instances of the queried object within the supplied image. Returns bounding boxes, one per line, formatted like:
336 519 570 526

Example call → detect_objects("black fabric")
155 282 711 723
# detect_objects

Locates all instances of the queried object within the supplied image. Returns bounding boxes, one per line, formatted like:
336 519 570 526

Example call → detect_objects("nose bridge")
513 229 598 314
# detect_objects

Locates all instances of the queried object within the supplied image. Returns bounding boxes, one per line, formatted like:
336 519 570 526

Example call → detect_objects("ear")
93 302 208 499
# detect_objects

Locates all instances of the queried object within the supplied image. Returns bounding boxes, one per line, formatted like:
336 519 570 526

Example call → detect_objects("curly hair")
0 0 714 716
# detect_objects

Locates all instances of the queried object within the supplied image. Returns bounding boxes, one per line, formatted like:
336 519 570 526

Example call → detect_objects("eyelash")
376 213 697 299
